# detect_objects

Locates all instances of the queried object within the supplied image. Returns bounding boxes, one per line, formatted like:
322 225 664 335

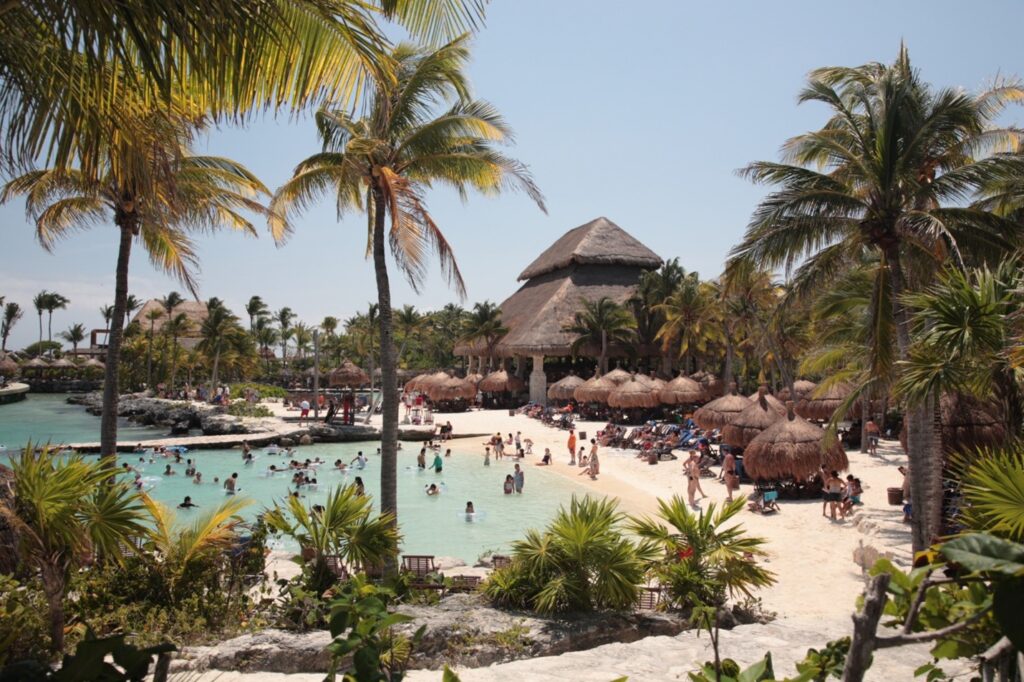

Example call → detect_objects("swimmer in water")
178 496 198 509
465 501 475 514
425 483 440 496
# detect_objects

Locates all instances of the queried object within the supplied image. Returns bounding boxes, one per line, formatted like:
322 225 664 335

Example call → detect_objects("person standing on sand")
567 430 577 465
865 419 880 455
685 453 702 509
722 450 737 502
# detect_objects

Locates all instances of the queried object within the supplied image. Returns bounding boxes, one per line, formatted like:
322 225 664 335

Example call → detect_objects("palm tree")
270 37 545 551
275 307 296 368
254 317 279 375
563 297 636 374
144 308 163 390
460 301 508 371
158 291 185 383
321 315 339 339
1 114 275 460
292 322 313 361
263 485 399 593
1 301 23 351
629 497 775 608
164 312 193 393
632 258 686 374
2 445 147 652
124 295 142 331
654 273 720 374
99 304 114 328
32 290 47 349
59 322 87 355
426 303 466 368
728 47 1024 550
42 291 70 356
394 304 424 368
246 296 269 333
198 299 247 397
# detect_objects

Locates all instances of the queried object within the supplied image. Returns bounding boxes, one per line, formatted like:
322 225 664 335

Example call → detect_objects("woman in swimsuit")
823 470 845 520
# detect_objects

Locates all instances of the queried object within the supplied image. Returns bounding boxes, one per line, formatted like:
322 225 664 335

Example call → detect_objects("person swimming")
425 483 440 496
178 496 198 509
465 501 475 514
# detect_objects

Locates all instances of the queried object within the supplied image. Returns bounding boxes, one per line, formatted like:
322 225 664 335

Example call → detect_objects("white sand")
196 406 915 680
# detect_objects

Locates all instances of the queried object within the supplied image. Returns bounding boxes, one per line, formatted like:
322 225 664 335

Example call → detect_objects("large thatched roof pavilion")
454 217 662 404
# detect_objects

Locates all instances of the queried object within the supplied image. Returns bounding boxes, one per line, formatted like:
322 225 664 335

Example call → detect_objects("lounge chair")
491 554 512 570
447 575 482 593
402 554 437 579
636 586 663 611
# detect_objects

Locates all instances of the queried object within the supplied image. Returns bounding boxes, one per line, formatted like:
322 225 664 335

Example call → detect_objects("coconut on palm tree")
1 113 276 459
562 297 636 375
270 37 545 564
728 47 1024 550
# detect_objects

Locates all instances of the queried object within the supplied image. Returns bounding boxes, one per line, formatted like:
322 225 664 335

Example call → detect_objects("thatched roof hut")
478 370 525 393
131 299 208 350
0 464 18 575
899 393 1008 455
744 403 849 481
690 371 724 399
635 373 667 392
453 217 662 359
0 355 19 375
776 379 818 402
573 373 616 403
21 357 50 370
429 376 477 402
796 381 853 421
607 374 660 408
82 357 105 369
693 383 750 429
722 386 786 448
603 366 633 386
660 373 707 406
328 360 369 388
548 374 585 401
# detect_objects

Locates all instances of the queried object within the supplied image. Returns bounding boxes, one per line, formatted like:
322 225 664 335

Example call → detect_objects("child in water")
503 475 514 495
425 483 440 496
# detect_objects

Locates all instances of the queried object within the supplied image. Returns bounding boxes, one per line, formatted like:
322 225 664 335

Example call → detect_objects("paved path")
69 430 301 453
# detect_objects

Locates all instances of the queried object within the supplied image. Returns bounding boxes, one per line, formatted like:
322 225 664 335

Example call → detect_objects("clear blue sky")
2 0 1021 349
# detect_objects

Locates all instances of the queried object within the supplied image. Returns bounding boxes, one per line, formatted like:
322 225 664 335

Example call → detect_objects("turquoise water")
0 394 166 448
0 395 587 562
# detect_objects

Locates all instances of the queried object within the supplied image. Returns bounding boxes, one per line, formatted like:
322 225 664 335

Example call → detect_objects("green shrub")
230 382 287 400
226 400 273 418
0 575 50 666
482 496 654 614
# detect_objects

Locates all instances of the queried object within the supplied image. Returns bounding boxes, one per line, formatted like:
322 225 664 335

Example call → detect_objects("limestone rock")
177 628 333 673
299 434 314 446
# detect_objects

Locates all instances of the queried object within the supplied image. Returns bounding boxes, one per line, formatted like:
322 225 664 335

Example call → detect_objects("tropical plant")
394 305 424 368
124 295 142 331
40 291 70 355
263 485 400 594
197 299 249 395
954 442 1024 542
655 272 721 374
482 496 655 614
59 323 86 355
32 290 47 348
293 322 314 360
1 301 23 351
728 47 1024 551
99 304 114 328
562 297 636 374
0 445 147 652
144 308 163 390
0 114 275 459
245 296 269 333
270 36 544 565
163 312 192 392
630 497 774 608
276 307 296 368
254 317 280 374
631 257 686 374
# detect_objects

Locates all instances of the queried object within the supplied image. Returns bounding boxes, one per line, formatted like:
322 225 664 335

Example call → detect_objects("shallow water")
0 395 587 562
0 393 165 448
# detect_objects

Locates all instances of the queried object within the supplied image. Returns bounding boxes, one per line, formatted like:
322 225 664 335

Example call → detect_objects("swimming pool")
0 393 165 448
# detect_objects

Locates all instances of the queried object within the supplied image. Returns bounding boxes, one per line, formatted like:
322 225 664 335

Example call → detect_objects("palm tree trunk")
600 329 608 374
47 310 53 349
146 322 155 390
101 222 135 460
170 334 179 393
860 394 870 454
41 566 66 653
884 246 941 552
723 334 735 386
38 312 43 348
372 190 399 573
209 349 221 400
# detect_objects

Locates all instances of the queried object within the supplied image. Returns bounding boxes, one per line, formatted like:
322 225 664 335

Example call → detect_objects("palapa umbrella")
690 370 724 399
796 381 853 421
722 385 786 448
416 370 451 393
899 393 1007 456
607 373 660 409
404 373 429 392
660 372 707 406
429 376 477 402
478 369 525 393
744 402 849 481
693 382 751 429
82 357 105 369
465 373 484 387
603 366 632 386
51 357 76 370
22 357 50 371
573 373 616 403
547 374 585 401
793 379 817 400
635 373 667 391
0 356 19 375
328 360 369 388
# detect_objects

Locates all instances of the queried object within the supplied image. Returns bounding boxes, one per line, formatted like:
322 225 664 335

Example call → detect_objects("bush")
482 496 653 614
226 400 273 418
229 382 288 400
0 575 50 666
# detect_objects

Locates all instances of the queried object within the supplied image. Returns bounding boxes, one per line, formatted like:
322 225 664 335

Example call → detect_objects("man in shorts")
567 430 577 465
299 398 310 425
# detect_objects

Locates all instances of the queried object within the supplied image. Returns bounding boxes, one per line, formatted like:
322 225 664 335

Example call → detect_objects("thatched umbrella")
693 382 751 429
465 372 484 387
722 386 786 448
660 372 707 406
691 370 724 399
899 393 1008 456
744 402 849 481
329 360 369 388
478 369 525 393
793 379 817 400
573 373 616 403
635 373 667 392
796 381 853 421
0 355 19 376
21 357 50 372
0 464 18 575
404 373 429 392
416 371 451 393
82 357 105 369
51 357 76 370
547 374 585 401
603 367 632 386
429 376 477 402
607 373 660 409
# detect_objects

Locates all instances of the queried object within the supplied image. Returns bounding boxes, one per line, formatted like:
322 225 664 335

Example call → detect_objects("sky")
2 0 1022 349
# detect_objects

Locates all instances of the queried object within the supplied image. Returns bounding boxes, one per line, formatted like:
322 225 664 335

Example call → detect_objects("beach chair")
402 555 437 579
447 575 482 593
762 489 780 513
636 587 663 611
491 554 512 570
